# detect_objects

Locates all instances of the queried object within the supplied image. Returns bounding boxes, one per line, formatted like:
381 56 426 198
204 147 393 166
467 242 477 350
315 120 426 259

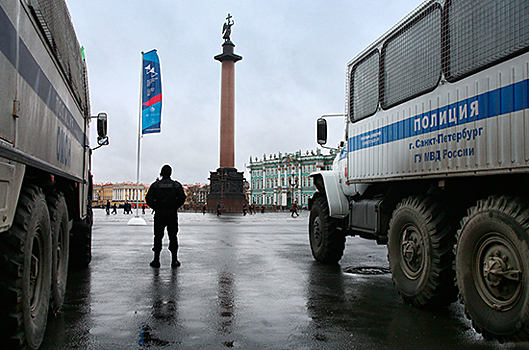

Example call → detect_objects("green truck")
0 0 108 348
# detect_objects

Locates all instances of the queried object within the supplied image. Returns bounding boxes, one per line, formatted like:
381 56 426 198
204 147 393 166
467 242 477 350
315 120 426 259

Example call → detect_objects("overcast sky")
66 0 421 185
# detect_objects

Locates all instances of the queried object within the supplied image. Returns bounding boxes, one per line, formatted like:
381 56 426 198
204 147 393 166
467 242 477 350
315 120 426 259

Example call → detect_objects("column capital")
214 41 242 62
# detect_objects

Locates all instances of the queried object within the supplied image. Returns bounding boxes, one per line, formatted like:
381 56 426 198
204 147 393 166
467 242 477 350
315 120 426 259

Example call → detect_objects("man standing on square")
146 164 186 268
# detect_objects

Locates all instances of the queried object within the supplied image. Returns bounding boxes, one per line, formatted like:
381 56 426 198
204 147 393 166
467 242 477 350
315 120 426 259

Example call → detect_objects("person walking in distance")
291 201 299 217
145 164 186 268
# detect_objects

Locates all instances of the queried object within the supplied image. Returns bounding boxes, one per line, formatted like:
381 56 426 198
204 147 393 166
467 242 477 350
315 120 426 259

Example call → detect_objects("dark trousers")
153 212 179 253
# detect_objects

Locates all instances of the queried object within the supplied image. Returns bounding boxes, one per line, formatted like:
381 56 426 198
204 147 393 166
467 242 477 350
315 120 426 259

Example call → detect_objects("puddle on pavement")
343 266 391 275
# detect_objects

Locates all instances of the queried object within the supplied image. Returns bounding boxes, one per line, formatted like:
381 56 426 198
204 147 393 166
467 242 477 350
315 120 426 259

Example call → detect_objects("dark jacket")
145 177 186 213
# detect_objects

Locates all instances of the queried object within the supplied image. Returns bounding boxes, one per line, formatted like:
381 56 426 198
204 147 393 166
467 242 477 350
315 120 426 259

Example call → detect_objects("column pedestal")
207 167 245 213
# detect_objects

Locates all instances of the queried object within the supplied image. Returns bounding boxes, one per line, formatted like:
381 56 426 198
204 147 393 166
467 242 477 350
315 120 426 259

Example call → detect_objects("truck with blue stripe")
310 0 529 342
0 0 108 348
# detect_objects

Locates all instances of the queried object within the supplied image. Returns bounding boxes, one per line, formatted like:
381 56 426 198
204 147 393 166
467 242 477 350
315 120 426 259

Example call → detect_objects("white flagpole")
129 51 147 226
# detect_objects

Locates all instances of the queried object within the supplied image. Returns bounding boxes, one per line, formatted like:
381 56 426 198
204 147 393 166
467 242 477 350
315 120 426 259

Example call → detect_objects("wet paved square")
41 210 524 349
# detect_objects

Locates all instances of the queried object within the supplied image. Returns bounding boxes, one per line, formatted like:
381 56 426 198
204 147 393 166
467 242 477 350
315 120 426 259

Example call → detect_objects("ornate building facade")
93 182 211 211
92 182 149 208
182 183 210 210
247 148 337 210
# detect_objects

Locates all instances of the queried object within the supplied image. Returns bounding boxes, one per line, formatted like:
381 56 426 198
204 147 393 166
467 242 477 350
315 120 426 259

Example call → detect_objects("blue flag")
142 50 162 134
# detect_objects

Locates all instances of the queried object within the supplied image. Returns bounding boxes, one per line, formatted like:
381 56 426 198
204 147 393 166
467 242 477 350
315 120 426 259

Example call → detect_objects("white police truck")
0 0 108 348
310 0 529 342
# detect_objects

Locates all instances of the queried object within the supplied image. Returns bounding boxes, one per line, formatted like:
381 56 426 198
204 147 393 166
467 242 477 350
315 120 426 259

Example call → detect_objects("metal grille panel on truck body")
345 0 529 183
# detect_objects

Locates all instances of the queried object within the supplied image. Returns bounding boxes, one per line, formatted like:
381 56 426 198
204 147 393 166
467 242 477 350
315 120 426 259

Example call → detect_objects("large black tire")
0 185 52 350
455 196 529 342
388 196 457 307
309 196 345 264
69 203 92 269
69 176 93 269
47 191 70 314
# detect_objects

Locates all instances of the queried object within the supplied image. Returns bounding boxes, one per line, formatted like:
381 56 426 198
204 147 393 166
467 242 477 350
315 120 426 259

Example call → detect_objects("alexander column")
207 14 246 213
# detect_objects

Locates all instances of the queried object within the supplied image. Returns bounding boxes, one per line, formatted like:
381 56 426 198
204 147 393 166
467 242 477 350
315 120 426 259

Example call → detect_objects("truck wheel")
0 185 52 350
309 196 345 264
388 196 456 307
69 203 92 269
47 191 70 313
455 196 529 342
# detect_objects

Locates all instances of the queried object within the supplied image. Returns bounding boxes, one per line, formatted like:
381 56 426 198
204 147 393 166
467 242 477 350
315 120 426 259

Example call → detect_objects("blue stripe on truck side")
349 79 529 152
0 6 17 66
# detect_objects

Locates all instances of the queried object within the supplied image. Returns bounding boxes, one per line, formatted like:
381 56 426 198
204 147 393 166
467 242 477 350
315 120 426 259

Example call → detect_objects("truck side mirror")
317 118 327 145
97 112 107 138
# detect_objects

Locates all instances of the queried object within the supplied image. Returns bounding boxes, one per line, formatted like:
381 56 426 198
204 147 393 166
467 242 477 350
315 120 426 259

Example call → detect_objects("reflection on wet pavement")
138 269 180 348
217 270 236 347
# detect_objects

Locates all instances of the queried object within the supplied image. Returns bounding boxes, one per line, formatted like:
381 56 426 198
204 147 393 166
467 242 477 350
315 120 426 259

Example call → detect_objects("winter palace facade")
247 148 337 209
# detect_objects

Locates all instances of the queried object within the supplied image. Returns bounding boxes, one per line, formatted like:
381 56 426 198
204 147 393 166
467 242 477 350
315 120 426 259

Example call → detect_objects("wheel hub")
403 240 418 263
30 231 43 316
476 235 523 311
400 226 424 279
313 217 322 247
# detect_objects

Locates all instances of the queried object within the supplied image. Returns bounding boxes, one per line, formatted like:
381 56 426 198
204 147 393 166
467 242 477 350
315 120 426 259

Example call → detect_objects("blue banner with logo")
142 49 162 134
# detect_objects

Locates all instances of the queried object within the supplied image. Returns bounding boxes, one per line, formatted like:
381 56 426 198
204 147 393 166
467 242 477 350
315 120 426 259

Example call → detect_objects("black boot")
171 252 180 268
150 251 161 268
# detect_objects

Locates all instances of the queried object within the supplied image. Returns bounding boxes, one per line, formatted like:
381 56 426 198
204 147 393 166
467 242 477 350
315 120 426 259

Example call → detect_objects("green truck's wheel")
388 196 456 307
309 196 345 264
456 196 529 342
0 185 52 350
